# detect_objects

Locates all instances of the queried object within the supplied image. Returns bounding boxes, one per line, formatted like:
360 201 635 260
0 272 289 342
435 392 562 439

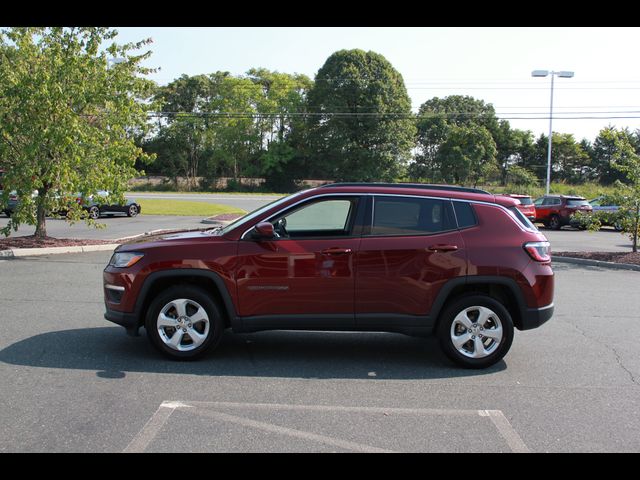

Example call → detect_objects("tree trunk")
35 202 47 239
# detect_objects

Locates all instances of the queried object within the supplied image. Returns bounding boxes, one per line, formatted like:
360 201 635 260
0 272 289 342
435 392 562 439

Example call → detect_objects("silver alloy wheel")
128 204 138 216
89 206 100 219
450 305 503 359
157 298 210 352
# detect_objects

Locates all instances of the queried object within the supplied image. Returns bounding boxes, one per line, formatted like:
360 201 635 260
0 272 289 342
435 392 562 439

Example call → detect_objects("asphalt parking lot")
0 251 639 452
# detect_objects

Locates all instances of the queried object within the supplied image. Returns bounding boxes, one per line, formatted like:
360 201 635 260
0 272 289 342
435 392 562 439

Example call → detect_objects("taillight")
524 241 551 262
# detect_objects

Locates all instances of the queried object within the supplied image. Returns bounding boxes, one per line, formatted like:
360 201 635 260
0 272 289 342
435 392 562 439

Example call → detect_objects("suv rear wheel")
145 285 225 359
548 214 561 230
437 294 514 369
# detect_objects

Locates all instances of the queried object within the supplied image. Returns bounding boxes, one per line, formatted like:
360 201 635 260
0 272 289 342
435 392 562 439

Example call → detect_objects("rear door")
355 195 467 327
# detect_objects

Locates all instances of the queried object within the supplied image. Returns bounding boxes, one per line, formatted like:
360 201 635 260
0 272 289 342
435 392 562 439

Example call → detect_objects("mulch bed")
554 251 640 266
0 235 112 249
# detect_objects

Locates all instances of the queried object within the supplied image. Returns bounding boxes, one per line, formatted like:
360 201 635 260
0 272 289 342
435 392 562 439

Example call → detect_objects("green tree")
306 49 416 181
436 124 498 186
531 133 590 184
592 126 637 184
413 95 510 183
247 68 313 190
493 124 537 185
0 27 155 238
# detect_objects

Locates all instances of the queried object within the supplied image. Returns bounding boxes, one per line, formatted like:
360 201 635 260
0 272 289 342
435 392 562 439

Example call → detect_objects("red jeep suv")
103 183 554 368
533 194 592 230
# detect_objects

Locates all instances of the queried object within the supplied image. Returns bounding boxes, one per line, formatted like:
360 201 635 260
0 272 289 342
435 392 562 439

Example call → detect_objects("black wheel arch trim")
429 275 551 331
130 268 238 331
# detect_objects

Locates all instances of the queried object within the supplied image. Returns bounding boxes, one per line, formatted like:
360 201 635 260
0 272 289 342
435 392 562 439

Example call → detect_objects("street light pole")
531 70 574 195
546 73 555 196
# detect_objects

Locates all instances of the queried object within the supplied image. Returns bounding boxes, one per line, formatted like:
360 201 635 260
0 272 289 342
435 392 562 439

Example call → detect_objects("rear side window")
453 201 477 229
566 199 589 206
508 206 538 231
371 196 455 236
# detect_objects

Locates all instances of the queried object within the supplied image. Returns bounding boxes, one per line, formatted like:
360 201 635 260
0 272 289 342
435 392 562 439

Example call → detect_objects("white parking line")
191 409 394 453
123 401 192 453
480 410 531 453
124 400 530 453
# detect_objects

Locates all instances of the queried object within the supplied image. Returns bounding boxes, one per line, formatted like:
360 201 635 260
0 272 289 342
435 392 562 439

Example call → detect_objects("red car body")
534 195 592 230
499 194 536 221
103 184 554 368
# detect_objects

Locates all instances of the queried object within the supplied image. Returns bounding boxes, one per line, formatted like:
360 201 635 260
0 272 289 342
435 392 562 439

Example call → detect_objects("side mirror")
252 221 275 239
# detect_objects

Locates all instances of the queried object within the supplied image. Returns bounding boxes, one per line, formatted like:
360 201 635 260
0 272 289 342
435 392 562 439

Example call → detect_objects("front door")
236 196 363 329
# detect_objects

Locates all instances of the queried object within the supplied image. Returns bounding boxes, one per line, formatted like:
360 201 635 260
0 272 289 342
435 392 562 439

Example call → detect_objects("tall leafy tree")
306 49 415 181
413 95 501 183
436 124 498 186
0 27 156 238
247 68 313 190
592 126 637 184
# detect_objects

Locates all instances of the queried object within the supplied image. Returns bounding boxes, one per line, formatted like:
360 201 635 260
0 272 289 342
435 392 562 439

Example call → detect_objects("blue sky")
114 27 640 142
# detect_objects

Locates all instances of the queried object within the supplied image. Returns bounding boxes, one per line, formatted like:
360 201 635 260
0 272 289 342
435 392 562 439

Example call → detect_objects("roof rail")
319 182 491 195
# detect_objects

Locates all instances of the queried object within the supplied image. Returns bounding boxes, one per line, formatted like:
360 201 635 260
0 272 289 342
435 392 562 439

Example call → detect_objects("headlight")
109 251 145 268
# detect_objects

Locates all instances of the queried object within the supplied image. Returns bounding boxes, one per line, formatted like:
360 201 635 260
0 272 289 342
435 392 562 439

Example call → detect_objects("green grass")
138 199 246 217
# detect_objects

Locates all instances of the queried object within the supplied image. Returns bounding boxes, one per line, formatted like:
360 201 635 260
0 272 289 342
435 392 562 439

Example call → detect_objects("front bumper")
519 303 554 330
104 307 140 336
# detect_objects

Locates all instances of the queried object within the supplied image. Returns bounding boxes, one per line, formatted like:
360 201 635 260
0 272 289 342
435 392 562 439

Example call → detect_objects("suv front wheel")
437 294 514 369
145 285 225 359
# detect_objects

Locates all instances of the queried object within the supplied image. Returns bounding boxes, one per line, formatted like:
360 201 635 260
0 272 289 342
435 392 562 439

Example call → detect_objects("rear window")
371 196 455 236
517 196 533 205
566 199 589 206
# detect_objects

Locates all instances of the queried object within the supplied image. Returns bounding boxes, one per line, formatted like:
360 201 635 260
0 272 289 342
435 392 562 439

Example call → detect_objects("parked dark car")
103 183 554 369
2 189 37 217
80 191 141 219
533 194 592 230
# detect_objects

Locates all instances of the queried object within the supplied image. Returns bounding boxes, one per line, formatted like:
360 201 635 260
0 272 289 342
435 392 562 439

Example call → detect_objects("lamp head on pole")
531 70 549 77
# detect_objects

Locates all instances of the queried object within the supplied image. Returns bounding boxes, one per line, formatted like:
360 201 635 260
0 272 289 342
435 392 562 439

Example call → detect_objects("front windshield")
219 190 308 235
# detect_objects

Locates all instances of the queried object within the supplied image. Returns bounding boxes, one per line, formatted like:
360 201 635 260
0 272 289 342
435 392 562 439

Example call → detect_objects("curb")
552 255 640 272
201 218 235 225
0 243 120 258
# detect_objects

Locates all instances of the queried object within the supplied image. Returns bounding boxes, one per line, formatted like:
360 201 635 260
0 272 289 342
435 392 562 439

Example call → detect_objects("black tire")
614 221 623 232
548 214 561 230
88 205 100 220
127 204 139 217
436 294 514 369
145 285 224 360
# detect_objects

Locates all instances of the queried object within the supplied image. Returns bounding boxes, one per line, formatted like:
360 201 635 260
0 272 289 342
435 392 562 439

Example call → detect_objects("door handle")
427 244 458 252
321 247 352 255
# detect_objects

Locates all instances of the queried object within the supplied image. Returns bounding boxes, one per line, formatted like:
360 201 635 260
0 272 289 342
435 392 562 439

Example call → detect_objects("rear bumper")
519 303 554 330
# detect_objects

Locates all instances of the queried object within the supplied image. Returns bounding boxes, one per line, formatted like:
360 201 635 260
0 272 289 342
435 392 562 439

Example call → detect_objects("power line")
144 111 640 120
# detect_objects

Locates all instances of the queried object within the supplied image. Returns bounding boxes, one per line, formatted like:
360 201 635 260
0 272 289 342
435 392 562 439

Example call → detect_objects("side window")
533 198 544 206
272 198 357 238
371 196 455 236
453 201 477 229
